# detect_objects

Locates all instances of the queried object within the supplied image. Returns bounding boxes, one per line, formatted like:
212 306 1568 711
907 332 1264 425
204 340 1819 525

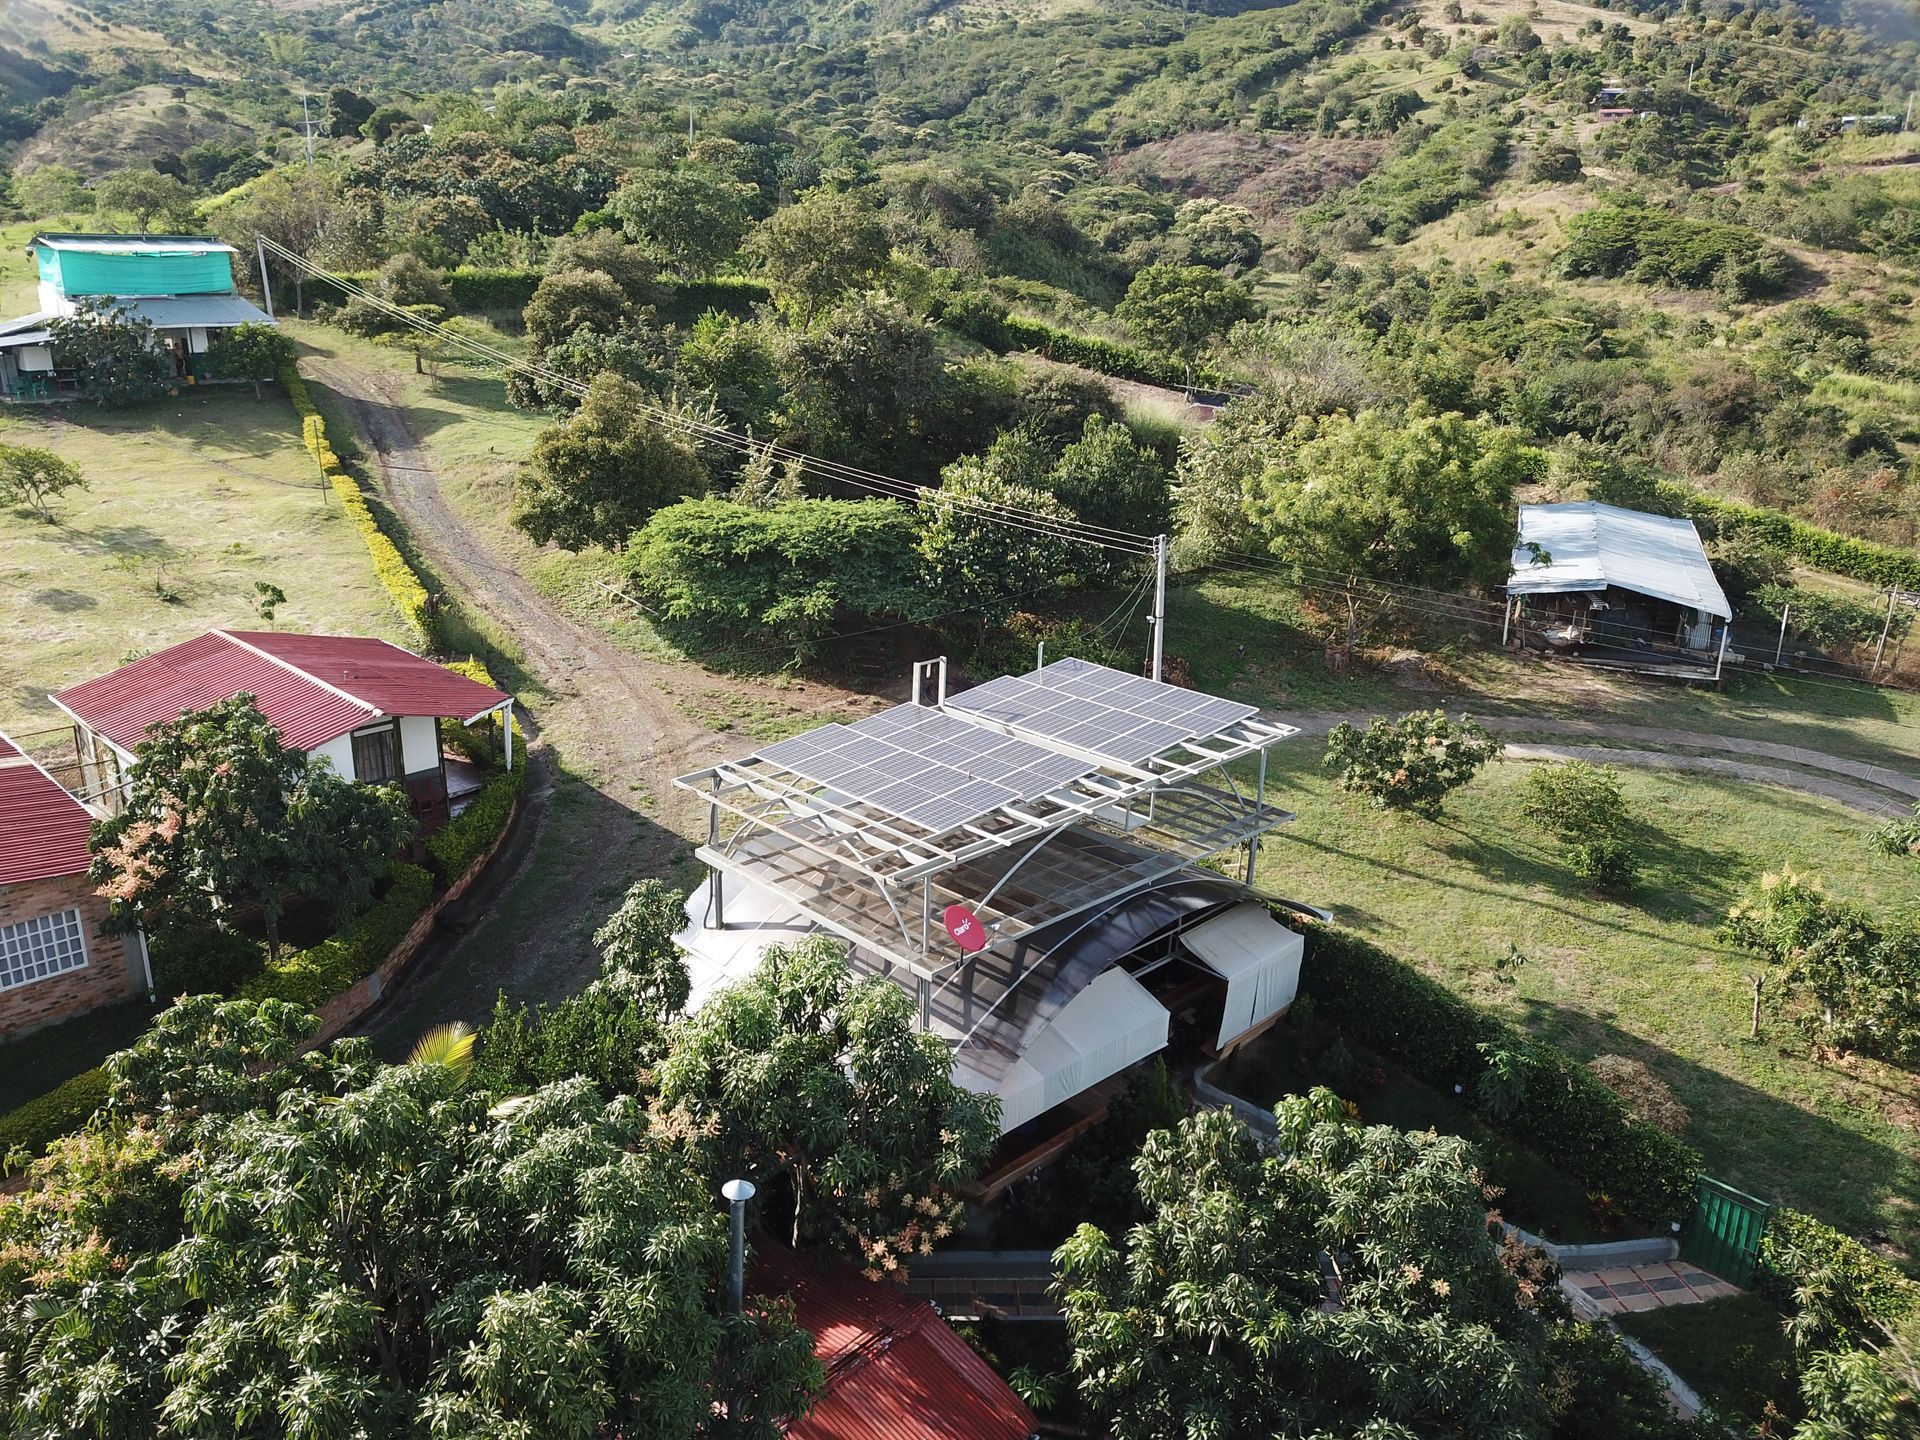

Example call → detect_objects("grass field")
0 391 404 737
1615 1293 1801 1426
1248 749 1920 1256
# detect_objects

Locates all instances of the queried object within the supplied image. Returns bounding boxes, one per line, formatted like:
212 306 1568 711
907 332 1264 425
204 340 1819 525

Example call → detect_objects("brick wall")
0 874 142 1041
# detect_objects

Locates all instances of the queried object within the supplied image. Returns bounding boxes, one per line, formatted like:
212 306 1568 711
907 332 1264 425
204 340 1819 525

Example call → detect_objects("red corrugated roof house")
0 729 150 1040
754 1246 1038 1440
50 630 514 831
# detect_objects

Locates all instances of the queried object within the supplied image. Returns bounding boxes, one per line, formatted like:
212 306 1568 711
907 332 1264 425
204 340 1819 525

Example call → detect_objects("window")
351 724 401 785
0 908 89 991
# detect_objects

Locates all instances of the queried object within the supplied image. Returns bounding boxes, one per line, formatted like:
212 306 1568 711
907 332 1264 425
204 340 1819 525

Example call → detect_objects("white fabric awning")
957 967 1169 1134
1507 502 1731 620
1181 901 1303 1049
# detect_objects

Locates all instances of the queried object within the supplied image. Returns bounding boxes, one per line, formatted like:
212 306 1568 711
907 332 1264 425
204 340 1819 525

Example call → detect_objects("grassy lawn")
1176 569 1920 775
0 997 161 1114
0 392 405 737
1248 748 1920 1259
1614 1293 1801 1428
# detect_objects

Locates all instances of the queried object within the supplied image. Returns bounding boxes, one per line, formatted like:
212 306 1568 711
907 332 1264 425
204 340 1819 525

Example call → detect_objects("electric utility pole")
1148 534 1169 681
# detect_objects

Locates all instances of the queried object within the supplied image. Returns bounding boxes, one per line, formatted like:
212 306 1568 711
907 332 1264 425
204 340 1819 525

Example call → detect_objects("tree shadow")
29 587 98 613
1510 996 1920 1263
55 522 182 561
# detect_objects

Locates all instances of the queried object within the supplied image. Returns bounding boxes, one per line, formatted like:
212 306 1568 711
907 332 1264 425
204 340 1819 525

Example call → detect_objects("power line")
255 237 1156 556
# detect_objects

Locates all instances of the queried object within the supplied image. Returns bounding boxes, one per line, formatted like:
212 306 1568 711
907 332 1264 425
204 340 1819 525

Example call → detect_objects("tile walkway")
1561 1259 1739 1315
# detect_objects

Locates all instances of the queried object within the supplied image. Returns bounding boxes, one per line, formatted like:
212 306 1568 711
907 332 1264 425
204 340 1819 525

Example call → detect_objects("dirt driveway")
299 356 858 1051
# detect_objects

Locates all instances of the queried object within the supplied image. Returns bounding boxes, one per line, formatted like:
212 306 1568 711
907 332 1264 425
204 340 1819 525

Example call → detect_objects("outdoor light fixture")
723 1178 757 1315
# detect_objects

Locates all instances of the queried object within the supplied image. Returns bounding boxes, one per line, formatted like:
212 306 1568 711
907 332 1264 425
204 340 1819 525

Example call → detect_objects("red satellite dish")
943 903 987 954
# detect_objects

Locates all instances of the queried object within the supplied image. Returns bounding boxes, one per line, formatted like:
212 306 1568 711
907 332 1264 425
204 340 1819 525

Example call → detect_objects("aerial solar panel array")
946 656 1257 766
752 703 1094 834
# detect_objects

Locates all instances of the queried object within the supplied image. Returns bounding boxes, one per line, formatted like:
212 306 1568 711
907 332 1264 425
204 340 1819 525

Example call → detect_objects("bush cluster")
997 314 1226 391
1520 760 1638 891
1750 583 1896 650
282 363 438 647
241 863 435 1009
1756 1206 1920 1351
1559 205 1790 298
0 1067 110 1163
1298 924 1702 1222
147 920 267 998
425 768 525 883
1324 710 1502 817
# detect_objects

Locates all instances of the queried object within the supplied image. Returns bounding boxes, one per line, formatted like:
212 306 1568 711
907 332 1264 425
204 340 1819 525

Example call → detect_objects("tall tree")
657 936 999 1271
1056 1093 1558 1438
513 374 709 551
613 165 756 278
93 169 197 231
89 696 416 958
1115 263 1253 386
747 191 890 326
521 268 637 354
1246 408 1538 591
0 999 823 1440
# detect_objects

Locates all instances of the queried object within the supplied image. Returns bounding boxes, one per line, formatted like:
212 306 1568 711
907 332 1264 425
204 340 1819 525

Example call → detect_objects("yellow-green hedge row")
280 362 436 648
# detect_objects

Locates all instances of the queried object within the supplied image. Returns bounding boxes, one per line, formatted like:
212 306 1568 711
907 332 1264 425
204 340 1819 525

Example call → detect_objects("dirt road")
298 357 852 1047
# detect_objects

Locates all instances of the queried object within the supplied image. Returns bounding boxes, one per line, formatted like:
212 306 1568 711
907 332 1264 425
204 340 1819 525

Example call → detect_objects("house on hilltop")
0 233 274 398
50 630 514 832
0 728 151 1041
676 655 1310 1191
1504 500 1732 680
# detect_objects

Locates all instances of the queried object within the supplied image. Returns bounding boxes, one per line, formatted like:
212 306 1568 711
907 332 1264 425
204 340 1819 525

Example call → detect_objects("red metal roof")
753 1247 1037 1440
0 730 96 885
52 631 508 755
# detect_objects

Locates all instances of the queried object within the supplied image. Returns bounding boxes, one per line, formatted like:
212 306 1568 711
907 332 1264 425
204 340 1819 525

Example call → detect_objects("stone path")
1561 1259 1738 1317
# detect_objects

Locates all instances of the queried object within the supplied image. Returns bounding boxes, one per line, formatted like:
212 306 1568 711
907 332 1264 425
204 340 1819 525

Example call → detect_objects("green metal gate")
1680 1176 1771 1287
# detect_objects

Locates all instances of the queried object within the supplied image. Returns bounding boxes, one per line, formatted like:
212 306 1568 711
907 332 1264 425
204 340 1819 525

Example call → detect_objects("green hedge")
308 268 766 323
998 314 1227 392
1756 1207 1920 1333
0 1066 109 1162
426 768 524 884
1654 479 1920 592
280 361 439 647
241 863 435 1009
1298 924 1702 1222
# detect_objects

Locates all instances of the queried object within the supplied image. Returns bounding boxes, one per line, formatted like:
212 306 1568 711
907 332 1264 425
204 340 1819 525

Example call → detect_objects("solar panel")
948 656 1257 765
750 705 1095 834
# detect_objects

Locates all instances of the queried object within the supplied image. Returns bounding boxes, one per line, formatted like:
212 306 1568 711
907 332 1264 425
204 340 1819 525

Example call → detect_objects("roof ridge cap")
213 631 384 721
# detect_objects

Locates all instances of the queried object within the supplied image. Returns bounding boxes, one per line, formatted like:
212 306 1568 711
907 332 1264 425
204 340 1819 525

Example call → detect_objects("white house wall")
398 716 438 775
310 733 355 780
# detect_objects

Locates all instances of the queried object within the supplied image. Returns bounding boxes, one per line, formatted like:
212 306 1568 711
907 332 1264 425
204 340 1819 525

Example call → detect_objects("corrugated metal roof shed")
29 233 238 255
753 1246 1037 1440
0 730 95 886
53 631 508 755
1508 501 1731 620
116 295 274 328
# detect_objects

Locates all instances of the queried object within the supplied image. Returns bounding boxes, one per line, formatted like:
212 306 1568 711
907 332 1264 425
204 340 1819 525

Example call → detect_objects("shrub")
0 1066 110 1163
1871 804 1920 861
1323 710 1502 817
1586 1055 1689 1135
241 863 434 1008
1756 1207 1920 1353
1520 760 1638 891
147 920 266 998
1559 206 1789 297
1298 924 1701 1221
1750 583 1893 649
997 314 1225 390
203 322 296 381
426 769 524 883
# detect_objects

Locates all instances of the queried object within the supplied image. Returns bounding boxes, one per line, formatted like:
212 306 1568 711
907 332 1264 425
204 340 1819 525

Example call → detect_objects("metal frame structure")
674 657 1299 1045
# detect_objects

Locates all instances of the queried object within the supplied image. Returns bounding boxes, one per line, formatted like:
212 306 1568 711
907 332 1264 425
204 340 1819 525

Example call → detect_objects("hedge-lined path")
298 354 859 1051
1287 711 1918 818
